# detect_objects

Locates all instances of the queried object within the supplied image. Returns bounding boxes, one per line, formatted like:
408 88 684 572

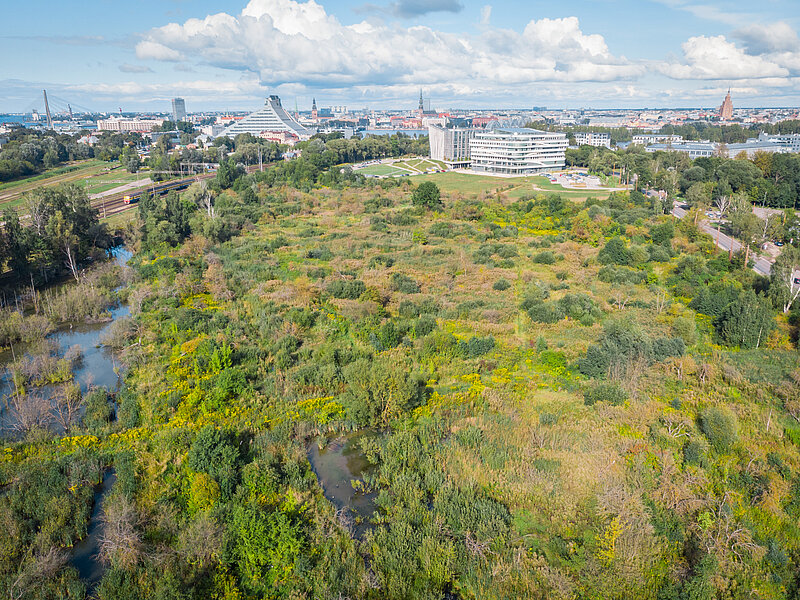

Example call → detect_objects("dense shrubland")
4 158 800 599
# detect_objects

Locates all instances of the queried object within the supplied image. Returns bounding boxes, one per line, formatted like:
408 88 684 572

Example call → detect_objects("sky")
1 0 799 113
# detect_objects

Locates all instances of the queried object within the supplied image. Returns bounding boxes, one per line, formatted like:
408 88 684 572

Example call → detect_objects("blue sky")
1 0 799 113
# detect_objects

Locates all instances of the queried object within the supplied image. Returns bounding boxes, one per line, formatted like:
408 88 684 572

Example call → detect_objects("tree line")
0 129 146 182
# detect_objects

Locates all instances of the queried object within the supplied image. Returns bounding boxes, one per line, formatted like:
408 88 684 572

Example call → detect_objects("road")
671 204 772 277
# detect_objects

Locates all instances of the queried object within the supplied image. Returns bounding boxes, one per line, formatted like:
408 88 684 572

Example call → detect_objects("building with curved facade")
469 128 567 175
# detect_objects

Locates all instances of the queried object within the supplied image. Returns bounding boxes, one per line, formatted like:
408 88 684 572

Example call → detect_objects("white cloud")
479 5 491 26
730 22 800 77
136 40 183 61
134 0 642 93
659 35 789 80
733 22 800 55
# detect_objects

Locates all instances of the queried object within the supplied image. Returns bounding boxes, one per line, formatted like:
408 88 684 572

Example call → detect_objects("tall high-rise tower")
172 97 187 123
311 98 318 121
719 89 733 120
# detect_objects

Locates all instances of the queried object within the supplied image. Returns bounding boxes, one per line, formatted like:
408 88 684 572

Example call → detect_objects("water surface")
307 433 378 539
72 469 116 588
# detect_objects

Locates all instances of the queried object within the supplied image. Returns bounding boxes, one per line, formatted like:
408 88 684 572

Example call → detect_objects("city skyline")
1 0 800 113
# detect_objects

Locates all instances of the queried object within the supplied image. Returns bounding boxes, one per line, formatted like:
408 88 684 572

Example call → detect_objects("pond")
0 247 132 436
307 432 378 539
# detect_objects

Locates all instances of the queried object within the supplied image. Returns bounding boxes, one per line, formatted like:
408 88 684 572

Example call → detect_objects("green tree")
411 181 442 210
2 208 30 278
770 245 800 313
121 146 140 173
717 289 774 348
598 237 633 266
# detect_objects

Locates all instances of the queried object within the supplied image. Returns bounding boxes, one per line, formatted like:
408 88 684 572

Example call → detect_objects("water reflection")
72 469 116 588
307 432 378 539
0 247 132 436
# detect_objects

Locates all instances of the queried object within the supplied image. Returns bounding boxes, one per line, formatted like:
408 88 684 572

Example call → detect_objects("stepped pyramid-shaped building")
223 95 314 139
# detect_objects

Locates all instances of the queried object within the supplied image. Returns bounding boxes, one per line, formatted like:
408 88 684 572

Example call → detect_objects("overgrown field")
3 171 800 599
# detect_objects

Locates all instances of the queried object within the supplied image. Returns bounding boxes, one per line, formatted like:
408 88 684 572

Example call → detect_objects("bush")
539 412 558 426
683 439 707 466
414 315 437 337
532 250 556 264
493 278 511 291
390 273 420 294
457 335 496 358
598 265 646 285
187 426 241 496
579 319 686 378
584 382 627 406
342 356 428 427
305 246 332 260
526 302 563 324
700 406 739 452
648 244 672 263
83 389 114 431
327 279 366 299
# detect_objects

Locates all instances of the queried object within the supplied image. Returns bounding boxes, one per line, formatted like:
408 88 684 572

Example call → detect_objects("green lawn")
0 160 109 193
409 171 533 195
408 171 617 201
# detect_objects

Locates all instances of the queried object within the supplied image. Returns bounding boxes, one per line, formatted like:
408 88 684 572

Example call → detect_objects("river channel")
71 468 116 588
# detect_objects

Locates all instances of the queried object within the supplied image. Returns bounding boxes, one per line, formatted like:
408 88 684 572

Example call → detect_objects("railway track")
91 164 265 219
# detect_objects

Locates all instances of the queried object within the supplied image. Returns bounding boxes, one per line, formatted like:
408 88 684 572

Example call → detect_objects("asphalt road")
671 204 772 277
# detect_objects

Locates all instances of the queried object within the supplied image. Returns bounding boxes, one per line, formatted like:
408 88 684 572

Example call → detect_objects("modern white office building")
428 125 475 168
222 95 314 139
469 128 567 175
756 132 800 153
645 142 717 158
646 133 800 159
573 132 611 148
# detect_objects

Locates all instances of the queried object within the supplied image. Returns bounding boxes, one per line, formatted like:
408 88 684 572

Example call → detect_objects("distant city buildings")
258 130 299 146
172 98 186 123
97 117 160 132
632 134 683 145
469 128 568 175
645 142 717 158
222 95 313 140
719 90 733 120
573 132 611 148
643 131 800 159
